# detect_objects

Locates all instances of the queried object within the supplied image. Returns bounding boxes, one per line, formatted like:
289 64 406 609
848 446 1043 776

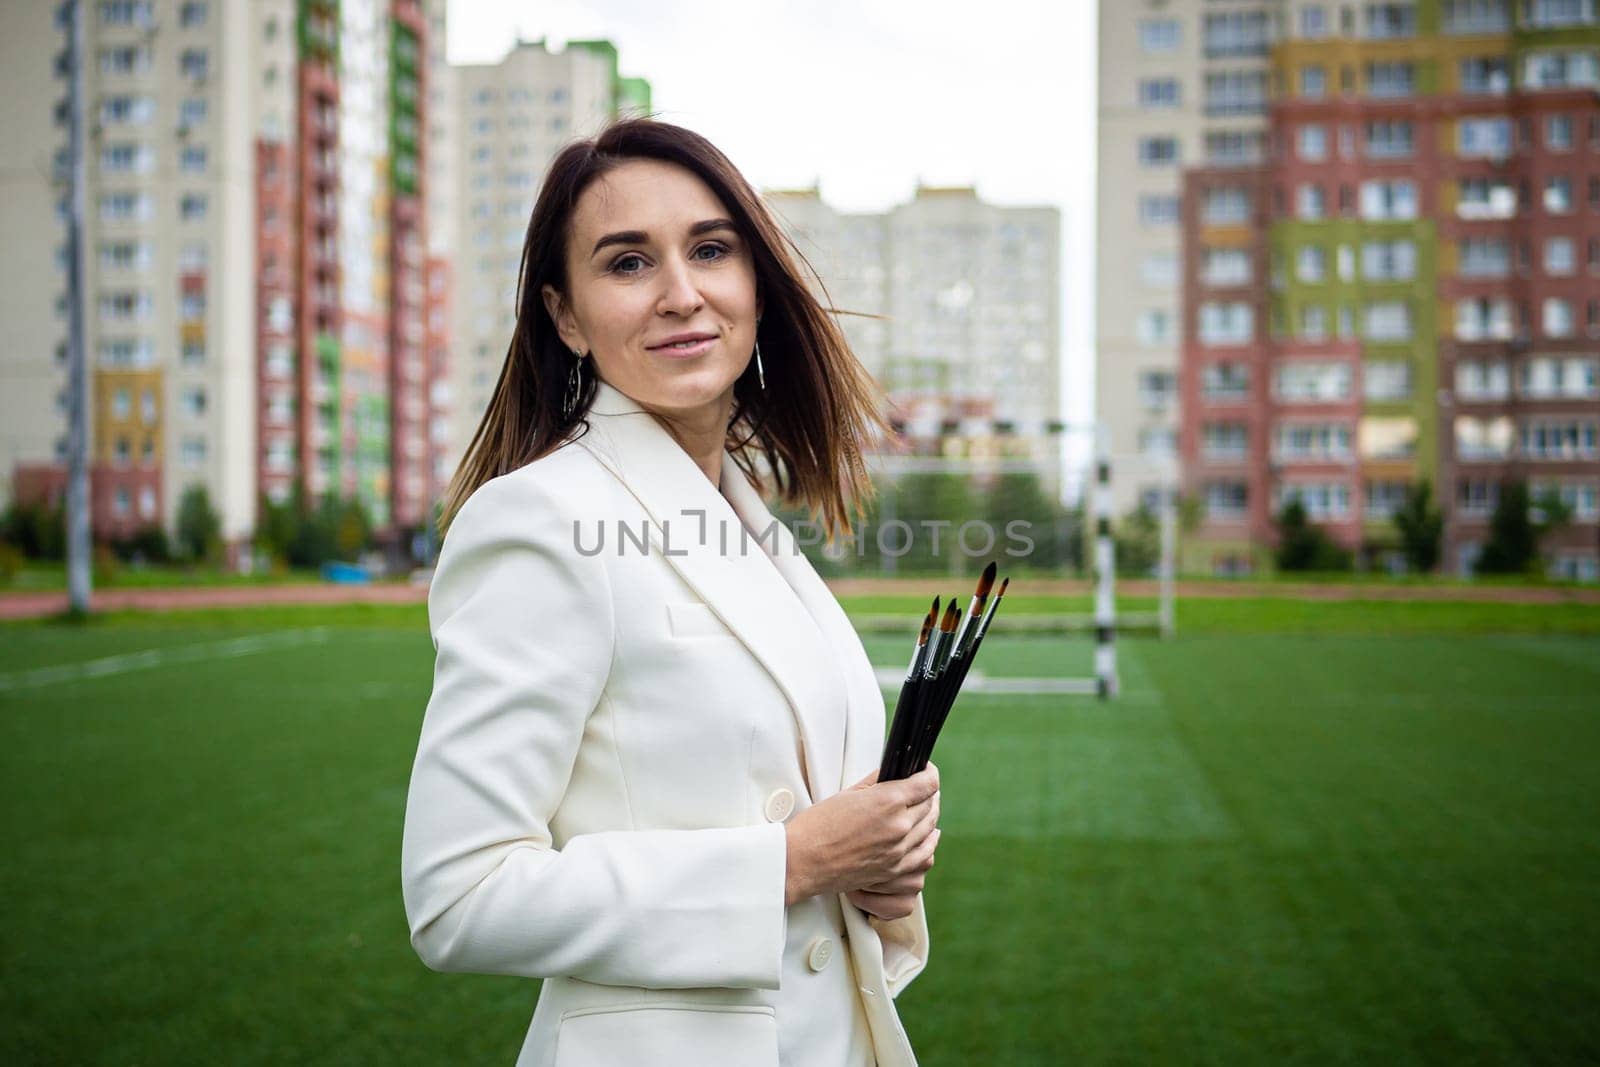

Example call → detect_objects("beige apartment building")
1096 0 1275 514
0 0 259 542
444 39 649 471
768 185 1061 456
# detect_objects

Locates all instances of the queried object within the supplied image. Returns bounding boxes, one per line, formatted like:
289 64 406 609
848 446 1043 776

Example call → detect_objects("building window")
1276 482 1351 520
1273 423 1353 463
1202 187 1251 224
1362 239 1416 281
1547 114 1575 149
179 145 207 173
1137 370 1177 412
178 1 207 27
1543 298 1576 338
1297 124 1328 161
1520 357 1600 398
181 437 207 467
100 2 154 27
181 386 207 417
1138 195 1181 226
1457 116 1512 159
1274 362 1351 403
1138 19 1180 53
1366 120 1415 158
1136 310 1175 346
1520 420 1599 461
1365 481 1411 520
1443 1 1511 34
1139 252 1179 287
1138 137 1179 167
1296 245 1327 282
1359 179 1417 220
1201 248 1252 286
112 388 132 419
179 49 208 80
1203 12 1270 57
1367 61 1416 97
1455 297 1514 340
1301 6 1330 36
1199 302 1254 346
1522 49 1600 89
139 486 156 518
1203 423 1249 460
1205 481 1249 518
1455 360 1511 400
1365 3 1419 39
1364 301 1414 341
1300 305 1329 340
1296 183 1326 220
1204 130 1265 166
179 193 208 220
1365 360 1413 400
1301 65 1327 98
179 98 207 127
100 95 154 125
1457 178 1516 219
1545 237 1576 275
1202 363 1252 401
1205 70 1268 115
1138 78 1180 108
1459 55 1511 94
1545 176 1573 213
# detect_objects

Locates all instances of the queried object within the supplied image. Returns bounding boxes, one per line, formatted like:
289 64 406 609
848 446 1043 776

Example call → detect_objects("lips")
647 331 718 350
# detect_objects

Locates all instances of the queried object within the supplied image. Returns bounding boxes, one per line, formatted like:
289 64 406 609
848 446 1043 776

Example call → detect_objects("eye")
608 252 647 275
693 241 732 262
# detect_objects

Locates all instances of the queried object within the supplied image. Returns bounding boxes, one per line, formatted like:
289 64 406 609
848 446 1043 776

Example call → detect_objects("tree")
1274 497 1352 572
1477 481 1571 576
175 484 224 562
1115 504 1161 577
1391 480 1443 573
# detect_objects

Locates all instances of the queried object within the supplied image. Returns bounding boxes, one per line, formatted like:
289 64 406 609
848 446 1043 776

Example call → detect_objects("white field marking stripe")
873 666 1107 696
0 628 333 694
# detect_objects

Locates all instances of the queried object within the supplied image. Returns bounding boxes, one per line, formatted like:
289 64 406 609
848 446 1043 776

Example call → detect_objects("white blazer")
401 378 930 1067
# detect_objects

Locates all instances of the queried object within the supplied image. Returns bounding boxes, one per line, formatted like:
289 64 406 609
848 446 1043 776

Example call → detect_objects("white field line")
873 666 1102 696
0 628 333 694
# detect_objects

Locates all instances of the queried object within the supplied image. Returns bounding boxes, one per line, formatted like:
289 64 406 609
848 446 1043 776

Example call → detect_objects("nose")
655 254 704 317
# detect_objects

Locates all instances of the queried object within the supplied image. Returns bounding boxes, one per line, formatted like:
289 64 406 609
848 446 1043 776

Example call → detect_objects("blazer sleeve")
870 892 930 998
400 470 789 990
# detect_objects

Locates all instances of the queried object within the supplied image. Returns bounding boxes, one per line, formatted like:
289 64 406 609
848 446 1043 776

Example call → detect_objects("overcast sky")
449 0 1099 438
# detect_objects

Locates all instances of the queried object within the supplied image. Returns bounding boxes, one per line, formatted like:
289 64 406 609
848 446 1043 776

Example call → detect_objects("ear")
541 284 588 354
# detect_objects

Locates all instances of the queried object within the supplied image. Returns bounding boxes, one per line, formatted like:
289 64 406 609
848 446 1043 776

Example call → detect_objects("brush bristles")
975 560 996 598
940 601 960 632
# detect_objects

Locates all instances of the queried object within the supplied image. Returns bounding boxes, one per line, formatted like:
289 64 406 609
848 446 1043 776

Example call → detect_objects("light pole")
63 0 92 615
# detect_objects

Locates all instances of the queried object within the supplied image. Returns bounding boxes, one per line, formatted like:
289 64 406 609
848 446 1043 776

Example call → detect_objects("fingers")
894 826 940 876
898 764 939 805
847 888 917 921
852 768 880 789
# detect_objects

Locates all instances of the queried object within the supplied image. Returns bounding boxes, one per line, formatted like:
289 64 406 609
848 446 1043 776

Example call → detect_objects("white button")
859 986 876 997
806 936 834 972
764 788 795 823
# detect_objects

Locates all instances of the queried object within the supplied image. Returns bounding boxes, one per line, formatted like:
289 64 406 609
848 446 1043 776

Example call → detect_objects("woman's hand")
783 762 941 917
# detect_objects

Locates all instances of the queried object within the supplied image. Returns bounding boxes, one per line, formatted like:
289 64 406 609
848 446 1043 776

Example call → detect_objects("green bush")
1274 497 1352 572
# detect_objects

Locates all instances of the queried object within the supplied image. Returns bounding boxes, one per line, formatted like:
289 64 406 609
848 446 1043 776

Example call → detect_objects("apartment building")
768 185 1062 459
1 0 258 543
1178 0 1599 580
254 0 436 539
1097 0 1277 515
444 38 650 472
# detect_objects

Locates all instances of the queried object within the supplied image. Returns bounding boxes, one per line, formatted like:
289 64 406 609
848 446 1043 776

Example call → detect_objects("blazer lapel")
572 379 847 802
718 455 887 797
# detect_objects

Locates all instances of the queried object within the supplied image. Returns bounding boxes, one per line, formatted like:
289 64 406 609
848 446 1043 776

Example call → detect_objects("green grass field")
2 601 1597 1064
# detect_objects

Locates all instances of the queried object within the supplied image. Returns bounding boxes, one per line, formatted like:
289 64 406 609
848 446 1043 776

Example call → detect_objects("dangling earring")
562 349 584 419
753 318 766 390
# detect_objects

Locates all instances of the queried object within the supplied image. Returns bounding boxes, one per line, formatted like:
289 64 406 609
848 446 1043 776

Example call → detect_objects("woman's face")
543 159 762 425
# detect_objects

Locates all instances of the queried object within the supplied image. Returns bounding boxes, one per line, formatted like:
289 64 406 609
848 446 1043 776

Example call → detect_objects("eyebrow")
589 218 739 259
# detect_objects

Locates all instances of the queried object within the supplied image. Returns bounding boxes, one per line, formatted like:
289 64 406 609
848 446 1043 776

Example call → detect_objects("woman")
400 118 941 1067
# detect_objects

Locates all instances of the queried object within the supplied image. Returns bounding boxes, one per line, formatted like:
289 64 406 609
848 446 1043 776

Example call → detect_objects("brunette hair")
439 117 892 541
